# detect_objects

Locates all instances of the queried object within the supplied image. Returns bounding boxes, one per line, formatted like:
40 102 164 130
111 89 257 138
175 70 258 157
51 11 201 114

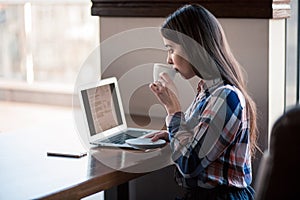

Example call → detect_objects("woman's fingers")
159 72 178 96
149 81 165 94
144 132 156 138
149 80 181 115
159 72 172 83
149 82 159 94
145 131 169 142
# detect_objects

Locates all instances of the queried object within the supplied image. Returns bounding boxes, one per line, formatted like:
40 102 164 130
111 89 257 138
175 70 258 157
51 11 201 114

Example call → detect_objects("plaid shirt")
166 79 252 189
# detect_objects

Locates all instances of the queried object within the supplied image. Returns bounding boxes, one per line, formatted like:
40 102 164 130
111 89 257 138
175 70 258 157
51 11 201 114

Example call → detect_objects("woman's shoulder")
210 83 235 95
211 84 246 108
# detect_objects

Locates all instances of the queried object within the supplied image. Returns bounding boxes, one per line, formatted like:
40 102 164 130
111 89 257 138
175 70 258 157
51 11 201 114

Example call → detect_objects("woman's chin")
181 74 194 80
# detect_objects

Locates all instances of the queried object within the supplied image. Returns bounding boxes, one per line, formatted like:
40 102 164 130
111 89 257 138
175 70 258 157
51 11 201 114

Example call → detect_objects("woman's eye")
168 49 174 54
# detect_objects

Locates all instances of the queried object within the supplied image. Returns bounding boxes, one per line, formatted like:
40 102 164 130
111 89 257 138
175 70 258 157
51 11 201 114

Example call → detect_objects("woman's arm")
168 88 243 178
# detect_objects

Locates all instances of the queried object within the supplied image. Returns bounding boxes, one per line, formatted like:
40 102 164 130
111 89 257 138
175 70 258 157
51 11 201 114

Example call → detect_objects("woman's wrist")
165 102 181 115
166 107 181 115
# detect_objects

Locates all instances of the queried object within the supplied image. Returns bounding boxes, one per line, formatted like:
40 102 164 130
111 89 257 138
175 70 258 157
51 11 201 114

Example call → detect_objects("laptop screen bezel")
77 77 128 143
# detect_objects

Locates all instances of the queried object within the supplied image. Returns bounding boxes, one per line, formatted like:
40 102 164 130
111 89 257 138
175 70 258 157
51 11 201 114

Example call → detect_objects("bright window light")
0 1 99 85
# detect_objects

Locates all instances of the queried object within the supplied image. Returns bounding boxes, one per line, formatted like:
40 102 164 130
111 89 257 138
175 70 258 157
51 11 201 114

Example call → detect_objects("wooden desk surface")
0 116 171 199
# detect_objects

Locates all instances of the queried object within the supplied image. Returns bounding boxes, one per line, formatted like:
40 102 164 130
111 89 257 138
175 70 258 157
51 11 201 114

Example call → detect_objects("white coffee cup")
153 63 176 82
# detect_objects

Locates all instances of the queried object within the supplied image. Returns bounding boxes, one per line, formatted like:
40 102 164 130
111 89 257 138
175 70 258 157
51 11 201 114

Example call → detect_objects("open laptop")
78 77 157 148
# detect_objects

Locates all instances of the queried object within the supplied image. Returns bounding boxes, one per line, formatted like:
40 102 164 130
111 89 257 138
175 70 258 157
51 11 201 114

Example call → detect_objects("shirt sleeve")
166 87 243 178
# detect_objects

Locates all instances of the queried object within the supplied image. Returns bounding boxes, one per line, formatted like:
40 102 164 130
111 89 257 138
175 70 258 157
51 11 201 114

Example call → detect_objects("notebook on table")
78 77 157 148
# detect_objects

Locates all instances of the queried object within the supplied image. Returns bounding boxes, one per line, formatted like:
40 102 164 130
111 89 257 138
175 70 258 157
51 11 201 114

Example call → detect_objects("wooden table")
0 116 171 199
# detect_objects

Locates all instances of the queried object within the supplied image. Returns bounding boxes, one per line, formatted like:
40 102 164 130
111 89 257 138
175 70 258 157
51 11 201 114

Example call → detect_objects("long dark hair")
161 4 258 156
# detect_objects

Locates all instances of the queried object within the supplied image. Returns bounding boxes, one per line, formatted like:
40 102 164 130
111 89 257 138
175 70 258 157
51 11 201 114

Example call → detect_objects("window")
285 0 299 108
0 1 99 85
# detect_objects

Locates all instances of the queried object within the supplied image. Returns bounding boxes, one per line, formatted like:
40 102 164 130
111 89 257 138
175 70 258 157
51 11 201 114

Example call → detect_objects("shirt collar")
197 78 223 93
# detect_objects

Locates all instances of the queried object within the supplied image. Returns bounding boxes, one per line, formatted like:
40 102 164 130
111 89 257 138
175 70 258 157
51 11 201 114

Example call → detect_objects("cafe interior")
0 0 299 199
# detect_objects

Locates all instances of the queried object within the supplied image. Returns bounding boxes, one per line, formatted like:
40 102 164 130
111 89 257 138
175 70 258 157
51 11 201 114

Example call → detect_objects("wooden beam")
91 0 291 19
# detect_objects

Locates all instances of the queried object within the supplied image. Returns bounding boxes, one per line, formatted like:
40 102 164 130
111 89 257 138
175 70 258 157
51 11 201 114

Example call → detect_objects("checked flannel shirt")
166 78 252 189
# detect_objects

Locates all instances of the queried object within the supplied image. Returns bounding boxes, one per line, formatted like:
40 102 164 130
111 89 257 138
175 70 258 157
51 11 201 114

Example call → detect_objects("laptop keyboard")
101 130 150 144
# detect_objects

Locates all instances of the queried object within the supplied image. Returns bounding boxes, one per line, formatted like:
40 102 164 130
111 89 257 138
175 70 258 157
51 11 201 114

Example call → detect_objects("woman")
149 4 258 200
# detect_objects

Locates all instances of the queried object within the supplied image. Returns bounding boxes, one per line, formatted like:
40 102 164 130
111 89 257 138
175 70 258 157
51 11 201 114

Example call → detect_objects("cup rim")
153 63 173 69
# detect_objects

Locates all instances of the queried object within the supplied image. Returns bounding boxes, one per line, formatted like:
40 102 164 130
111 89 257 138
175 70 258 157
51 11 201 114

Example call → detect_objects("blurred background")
0 0 99 132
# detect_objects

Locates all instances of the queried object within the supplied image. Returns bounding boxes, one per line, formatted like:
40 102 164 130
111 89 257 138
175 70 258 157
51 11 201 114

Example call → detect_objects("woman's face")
163 37 196 79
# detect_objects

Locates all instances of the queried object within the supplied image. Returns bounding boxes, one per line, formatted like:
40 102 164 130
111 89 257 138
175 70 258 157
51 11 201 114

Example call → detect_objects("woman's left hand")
149 72 181 115
145 131 169 142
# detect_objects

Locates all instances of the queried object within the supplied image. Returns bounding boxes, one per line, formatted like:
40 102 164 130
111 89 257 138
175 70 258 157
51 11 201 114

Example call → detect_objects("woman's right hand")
149 72 181 115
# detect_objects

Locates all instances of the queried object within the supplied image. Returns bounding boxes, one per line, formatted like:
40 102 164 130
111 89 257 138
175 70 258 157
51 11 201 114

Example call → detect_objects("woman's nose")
167 55 173 64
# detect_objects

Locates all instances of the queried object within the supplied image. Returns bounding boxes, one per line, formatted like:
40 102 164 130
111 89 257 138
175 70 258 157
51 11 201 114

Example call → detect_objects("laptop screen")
81 82 123 136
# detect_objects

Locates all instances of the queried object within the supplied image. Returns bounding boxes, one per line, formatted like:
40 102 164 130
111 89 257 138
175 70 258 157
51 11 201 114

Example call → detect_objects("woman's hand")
145 131 169 142
149 72 181 115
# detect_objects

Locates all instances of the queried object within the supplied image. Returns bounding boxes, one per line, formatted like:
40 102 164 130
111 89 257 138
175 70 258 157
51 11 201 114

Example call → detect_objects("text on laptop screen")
81 83 123 136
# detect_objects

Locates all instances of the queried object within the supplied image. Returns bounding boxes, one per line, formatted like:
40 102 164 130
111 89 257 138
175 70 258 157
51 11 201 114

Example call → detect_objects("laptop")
78 77 157 148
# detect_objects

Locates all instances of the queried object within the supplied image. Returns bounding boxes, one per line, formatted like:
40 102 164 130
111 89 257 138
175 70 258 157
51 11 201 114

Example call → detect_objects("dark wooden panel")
91 0 291 19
